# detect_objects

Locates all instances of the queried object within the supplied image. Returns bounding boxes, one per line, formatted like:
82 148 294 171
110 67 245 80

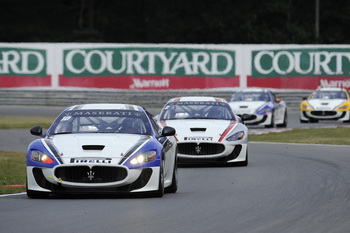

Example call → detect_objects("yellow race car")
300 88 350 123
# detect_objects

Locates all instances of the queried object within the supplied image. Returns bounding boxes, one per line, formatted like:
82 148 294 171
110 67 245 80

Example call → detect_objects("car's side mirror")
161 126 176 136
302 97 307 100
30 126 43 137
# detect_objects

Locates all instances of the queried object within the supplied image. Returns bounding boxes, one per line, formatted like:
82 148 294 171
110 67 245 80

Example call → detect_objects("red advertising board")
0 47 50 87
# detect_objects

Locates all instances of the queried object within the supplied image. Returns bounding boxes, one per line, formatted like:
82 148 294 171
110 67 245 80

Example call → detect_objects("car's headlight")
226 131 245 141
31 150 54 164
300 101 313 111
256 104 273 115
130 151 157 165
335 102 350 111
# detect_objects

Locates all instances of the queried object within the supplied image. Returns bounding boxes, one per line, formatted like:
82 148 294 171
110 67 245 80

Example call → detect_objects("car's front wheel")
151 160 165 198
165 158 178 193
228 149 248 167
26 180 50 199
265 113 275 128
27 190 49 199
276 111 288 128
26 179 49 199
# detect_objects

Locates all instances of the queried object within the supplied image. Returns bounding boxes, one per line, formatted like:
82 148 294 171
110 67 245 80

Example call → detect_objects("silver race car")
158 96 248 166
228 88 288 128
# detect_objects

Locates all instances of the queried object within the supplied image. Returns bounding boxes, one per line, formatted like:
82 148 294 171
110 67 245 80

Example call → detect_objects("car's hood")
229 101 267 114
46 134 147 164
163 119 236 142
308 99 345 110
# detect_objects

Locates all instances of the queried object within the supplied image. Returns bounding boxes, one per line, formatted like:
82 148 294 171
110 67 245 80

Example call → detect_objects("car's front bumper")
177 142 247 164
238 113 272 126
300 110 350 122
27 164 160 194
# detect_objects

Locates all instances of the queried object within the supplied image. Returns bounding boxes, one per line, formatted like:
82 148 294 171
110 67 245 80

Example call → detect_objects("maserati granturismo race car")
27 103 177 198
157 96 248 166
228 88 288 128
300 87 350 123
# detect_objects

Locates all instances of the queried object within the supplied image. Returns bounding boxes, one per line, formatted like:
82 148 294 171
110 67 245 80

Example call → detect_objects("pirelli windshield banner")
60 47 238 89
250 48 350 89
0 47 50 87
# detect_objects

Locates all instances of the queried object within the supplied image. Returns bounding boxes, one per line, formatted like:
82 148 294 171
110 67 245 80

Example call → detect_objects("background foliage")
0 0 349 44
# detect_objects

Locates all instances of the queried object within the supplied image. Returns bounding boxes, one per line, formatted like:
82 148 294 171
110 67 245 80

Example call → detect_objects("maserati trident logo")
87 171 95 181
195 145 201 154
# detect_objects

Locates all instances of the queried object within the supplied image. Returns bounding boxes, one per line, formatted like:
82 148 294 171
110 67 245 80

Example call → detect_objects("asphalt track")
1 106 350 233
1 142 350 233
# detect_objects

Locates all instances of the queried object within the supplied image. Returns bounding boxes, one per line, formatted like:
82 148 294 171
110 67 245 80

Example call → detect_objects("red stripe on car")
218 121 237 142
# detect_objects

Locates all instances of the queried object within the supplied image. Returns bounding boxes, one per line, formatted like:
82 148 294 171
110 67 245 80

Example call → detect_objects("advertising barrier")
250 46 350 90
0 46 50 87
1 43 349 90
61 46 238 89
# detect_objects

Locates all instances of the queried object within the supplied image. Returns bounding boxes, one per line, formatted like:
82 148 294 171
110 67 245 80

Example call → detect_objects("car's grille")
178 143 225 155
55 166 127 183
311 111 337 116
238 114 257 120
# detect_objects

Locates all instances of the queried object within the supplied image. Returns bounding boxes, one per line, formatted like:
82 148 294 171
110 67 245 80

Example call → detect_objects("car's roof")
65 103 143 111
167 96 227 103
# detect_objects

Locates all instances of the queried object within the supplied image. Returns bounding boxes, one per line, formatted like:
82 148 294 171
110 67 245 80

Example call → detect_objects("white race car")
228 88 288 128
27 103 177 198
158 96 248 166
300 87 350 123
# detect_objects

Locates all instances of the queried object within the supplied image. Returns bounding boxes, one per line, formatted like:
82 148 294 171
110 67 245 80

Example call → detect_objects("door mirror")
161 126 176 136
30 126 43 136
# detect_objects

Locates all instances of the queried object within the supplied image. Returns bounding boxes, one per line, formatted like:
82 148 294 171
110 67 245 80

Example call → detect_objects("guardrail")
0 89 311 110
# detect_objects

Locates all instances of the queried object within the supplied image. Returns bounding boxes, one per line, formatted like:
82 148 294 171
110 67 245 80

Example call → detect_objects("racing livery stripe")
172 98 180 102
159 120 166 127
118 136 150 165
218 121 237 142
44 139 63 164
215 98 223 102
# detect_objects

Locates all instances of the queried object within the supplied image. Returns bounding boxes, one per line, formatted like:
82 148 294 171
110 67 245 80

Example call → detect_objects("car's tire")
151 160 164 198
26 178 49 199
300 119 308 123
265 112 275 128
229 149 248 167
276 110 288 128
343 112 350 123
165 157 178 193
27 190 49 199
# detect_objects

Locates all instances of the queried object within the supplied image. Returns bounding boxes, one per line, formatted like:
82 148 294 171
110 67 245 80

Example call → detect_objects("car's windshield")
160 101 235 120
310 91 347 100
230 92 271 102
49 110 152 135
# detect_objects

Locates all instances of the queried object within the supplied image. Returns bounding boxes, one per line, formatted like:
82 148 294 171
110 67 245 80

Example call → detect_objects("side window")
271 92 277 102
146 111 161 136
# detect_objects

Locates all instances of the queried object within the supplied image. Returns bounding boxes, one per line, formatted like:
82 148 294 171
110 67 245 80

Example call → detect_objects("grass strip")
0 116 55 129
0 151 26 195
249 127 350 145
